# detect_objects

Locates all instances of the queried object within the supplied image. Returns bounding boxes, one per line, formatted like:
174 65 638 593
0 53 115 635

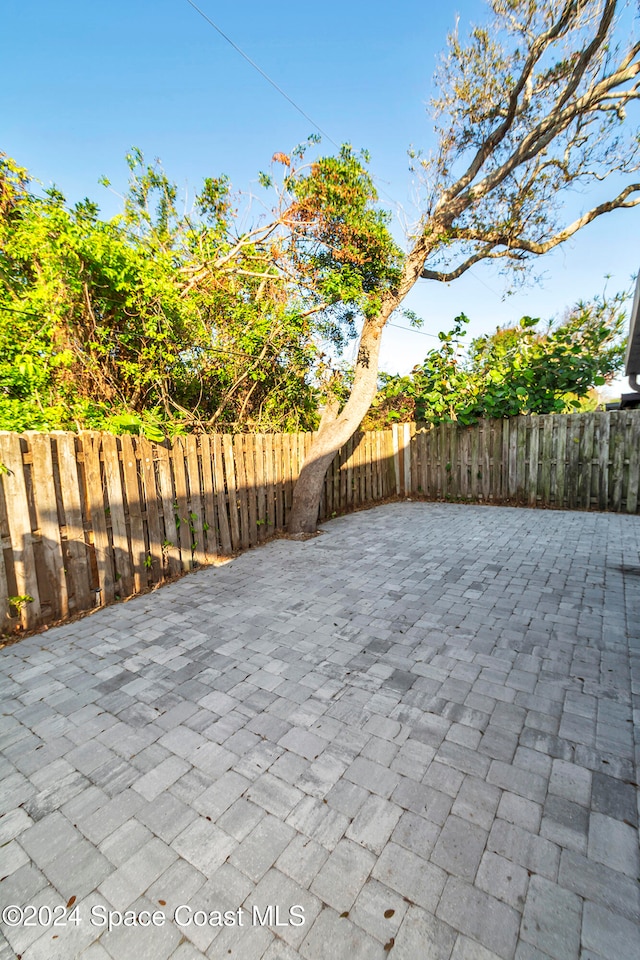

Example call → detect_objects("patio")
1 501 639 960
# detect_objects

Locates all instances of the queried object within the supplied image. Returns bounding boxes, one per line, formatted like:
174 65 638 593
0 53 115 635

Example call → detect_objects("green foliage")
7 594 34 617
366 293 627 428
0 151 312 434
0 142 402 436
284 144 404 332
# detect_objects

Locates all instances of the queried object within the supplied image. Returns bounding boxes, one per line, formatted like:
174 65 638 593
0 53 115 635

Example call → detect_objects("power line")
387 321 440 340
468 268 501 298
182 0 340 150
180 0 405 216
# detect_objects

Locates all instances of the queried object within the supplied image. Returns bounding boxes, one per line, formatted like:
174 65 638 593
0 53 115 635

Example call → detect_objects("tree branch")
553 0 617 113
421 244 502 281
439 12 639 221
446 182 640 255
440 0 588 208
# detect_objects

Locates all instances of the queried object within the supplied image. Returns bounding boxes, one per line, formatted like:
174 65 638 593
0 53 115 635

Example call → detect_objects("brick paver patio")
1 501 639 960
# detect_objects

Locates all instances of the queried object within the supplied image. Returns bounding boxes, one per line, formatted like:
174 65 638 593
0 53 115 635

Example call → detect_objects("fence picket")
539 417 552 506
212 435 232 554
566 416 580 510
81 432 115 604
255 434 267 543
198 434 219 559
101 433 134 597
0 433 42 627
626 413 640 513
555 416 567 509
528 419 539 507
244 436 258 546
223 435 241 550
581 413 595 509
262 433 275 538
27 433 68 620
272 434 284 531
120 434 147 594
53 432 93 612
137 437 164 579
596 413 610 512
233 435 250 549
154 443 181 576
185 435 207 566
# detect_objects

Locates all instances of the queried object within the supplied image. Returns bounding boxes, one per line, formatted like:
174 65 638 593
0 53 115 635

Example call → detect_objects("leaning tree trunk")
287 316 386 533
287 239 431 535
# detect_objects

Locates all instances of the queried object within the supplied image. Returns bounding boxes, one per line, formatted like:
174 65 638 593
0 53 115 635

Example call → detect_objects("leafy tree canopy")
366 291 628 427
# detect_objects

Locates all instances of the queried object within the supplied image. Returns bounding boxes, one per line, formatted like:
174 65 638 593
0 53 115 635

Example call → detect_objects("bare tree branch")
421 245 504 281
441 0 588 207
441 182 640 257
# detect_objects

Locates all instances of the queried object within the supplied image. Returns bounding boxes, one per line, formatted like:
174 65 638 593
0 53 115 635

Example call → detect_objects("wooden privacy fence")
407 409 640 512
0 428 398 632
0 409 638 632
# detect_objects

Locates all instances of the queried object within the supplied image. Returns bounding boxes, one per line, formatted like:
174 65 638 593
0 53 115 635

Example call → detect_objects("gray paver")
488 819 560 880
41 837 113 899
244 772 303 818
1 502 638 959
97 837 177 909
99 818 153 865
540 794 589 853
548 758 592 807
275 834 330 887
247 868 322 948
590 771 638 825
310 838 375 911
216 797 265 841
587 812 640 877
145 858 207 912
20 891 114 960
230 813 294 882
475 850 528 910
393 905 457 959
437 876 521 960
348 877 408 944
372 841 446 912
132 756 191 802
581 900 640 960
99 895 182 960
343 756 401 798
452 775 501 831
171 817 236 876
431 814 487 880
300 905 383 960
520 875 582 960
558 848 640 922
450 936 505 960
390 809 440 857
345 793 402 854
286 794 349 850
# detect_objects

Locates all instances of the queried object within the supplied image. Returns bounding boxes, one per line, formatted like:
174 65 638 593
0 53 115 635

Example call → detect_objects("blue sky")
2 0 638 387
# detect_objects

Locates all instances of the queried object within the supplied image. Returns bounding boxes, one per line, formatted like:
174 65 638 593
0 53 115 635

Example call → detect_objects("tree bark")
287 241 429 534
287 316 386 533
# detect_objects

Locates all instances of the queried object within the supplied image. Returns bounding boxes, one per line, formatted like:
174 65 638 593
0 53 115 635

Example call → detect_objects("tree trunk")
287 317 385 533
287 240 430 534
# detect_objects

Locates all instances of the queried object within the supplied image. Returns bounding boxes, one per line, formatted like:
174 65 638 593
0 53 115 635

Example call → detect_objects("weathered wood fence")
0 428 397 632
409 410 640 511
0 410 638 632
